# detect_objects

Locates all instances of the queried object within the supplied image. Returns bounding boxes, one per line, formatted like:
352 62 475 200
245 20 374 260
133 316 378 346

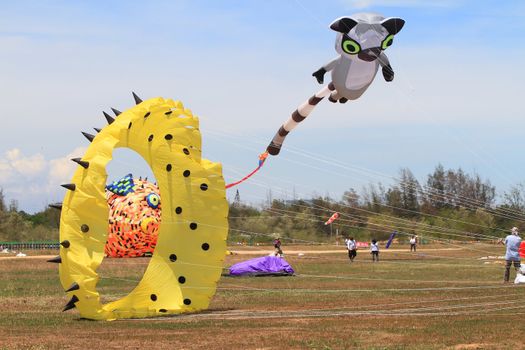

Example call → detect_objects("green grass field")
1 244 523 349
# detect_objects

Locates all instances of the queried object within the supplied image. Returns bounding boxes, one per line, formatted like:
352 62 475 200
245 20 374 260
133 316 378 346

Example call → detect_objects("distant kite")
267 13 405 155
325 212 340 225
385 231 397 249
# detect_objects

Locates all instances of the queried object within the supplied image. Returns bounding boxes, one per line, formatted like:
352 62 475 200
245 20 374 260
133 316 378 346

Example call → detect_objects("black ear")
381 17 405 35
329 17 358 33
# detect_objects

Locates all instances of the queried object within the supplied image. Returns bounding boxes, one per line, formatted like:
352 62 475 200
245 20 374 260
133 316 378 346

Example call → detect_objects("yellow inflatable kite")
50 94 228 320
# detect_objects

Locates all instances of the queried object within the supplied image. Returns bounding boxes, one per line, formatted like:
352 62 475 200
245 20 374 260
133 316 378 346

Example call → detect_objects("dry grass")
0 243 523 349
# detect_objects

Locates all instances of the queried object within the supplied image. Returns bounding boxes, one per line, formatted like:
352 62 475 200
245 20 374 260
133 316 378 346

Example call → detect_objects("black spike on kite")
81 132 95 142
47 256 62 263
132 92 143 105
61 183 76 191
63 295 79 312
60 240 70 248
103 111 115 125
71 158 89 169
65 282 80 293
93 127 101 133
49 203 62 210
111 108 121 116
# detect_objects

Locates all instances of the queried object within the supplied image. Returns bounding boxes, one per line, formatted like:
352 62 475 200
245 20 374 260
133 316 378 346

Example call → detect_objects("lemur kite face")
330 13 404 62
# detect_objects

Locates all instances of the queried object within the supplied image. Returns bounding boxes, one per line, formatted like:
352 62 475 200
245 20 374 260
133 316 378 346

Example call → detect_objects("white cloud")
5 148 20 161
1 148 46 179
47 146 87 188
0 160 12 183
342 0 462 9
9 150 46 178
0 147 87 211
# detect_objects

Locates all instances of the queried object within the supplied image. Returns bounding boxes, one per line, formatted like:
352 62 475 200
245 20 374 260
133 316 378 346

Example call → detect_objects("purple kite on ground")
229 256 295 276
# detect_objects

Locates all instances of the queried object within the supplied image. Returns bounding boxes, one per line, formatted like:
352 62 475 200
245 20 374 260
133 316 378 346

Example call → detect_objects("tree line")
0 190 60 242
1 164 525 244
230 164 524 244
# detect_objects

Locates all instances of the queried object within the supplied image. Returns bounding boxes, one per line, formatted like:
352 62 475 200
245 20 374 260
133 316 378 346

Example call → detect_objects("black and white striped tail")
267 83 335 156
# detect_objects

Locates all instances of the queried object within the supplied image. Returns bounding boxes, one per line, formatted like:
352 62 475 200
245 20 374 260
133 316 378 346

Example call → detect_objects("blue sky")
1 0 525 212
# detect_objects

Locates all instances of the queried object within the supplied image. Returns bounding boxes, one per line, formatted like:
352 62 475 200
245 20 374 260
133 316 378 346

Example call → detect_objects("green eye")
381 34 394 50
342 39 361 55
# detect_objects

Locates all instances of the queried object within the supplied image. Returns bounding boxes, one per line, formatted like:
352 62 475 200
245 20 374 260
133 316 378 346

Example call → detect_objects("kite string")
98 159 508 257
102 135 512 274
219 131 524 225
113 290 525 320
264 204 497 242
201 218 500 256
221 163 507 241
206 135 516 234
212 130 525 224
224 164 512 243
112 136 524 231
97 274 523 294
224 152 269 189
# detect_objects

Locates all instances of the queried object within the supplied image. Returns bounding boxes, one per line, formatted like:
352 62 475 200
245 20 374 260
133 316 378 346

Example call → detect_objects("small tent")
229 256 294 276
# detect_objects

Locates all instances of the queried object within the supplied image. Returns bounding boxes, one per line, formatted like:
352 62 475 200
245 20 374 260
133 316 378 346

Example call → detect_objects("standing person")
503 227 522 283
346 236 357 262
273 237 283 257
370 239 379 262
410 235 417 252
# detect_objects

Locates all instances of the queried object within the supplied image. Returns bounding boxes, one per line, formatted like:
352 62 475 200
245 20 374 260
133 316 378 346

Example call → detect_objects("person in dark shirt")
273 237 283 256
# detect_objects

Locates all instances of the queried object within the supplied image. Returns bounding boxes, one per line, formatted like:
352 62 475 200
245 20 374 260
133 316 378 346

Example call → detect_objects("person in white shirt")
409 235 417 252
370 239 379 262
346 237 357 262
503 227 522 283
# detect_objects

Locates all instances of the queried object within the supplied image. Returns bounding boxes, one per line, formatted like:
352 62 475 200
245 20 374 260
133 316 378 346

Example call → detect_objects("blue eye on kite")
145 193 160 209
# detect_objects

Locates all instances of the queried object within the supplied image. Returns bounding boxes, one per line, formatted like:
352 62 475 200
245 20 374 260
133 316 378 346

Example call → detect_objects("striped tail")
267 83 335 156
